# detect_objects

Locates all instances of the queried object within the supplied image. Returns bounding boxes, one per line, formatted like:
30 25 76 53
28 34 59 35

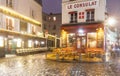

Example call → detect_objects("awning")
68 11 77 14
0 28 45 40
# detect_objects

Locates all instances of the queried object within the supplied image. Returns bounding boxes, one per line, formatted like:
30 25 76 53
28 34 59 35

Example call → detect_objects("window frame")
86 9 95 22
69 11 78 23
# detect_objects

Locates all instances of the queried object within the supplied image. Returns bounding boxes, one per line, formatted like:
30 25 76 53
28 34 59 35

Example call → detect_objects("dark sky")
42 0 61 13
42 0 120 19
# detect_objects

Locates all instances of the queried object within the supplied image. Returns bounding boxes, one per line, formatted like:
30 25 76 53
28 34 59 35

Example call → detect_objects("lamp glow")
106 17 117 26
78 29 84 34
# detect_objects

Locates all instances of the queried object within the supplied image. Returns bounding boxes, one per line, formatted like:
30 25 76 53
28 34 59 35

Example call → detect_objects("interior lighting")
28 40 32 47
0 37 4 47
35 40 38 45
78 29 84 34
17 39 22 47
53 16 56 21
41 41 45 45
69 33 74 36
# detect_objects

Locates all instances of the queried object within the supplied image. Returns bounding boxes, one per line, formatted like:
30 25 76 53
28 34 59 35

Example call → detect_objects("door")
77 36 86 49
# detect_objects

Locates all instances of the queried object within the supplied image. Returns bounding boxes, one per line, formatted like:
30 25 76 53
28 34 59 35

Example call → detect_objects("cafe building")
61 0 107 51
0 0 44 57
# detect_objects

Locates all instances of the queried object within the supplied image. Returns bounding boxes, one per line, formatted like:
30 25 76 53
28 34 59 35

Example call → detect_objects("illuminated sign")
66 0 99 10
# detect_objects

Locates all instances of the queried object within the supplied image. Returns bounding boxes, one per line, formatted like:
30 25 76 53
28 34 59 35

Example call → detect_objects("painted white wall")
14 0 42 23
62 0 106 24
0 0 42 33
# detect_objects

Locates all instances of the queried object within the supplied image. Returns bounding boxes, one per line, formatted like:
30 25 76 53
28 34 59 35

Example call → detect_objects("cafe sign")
66 0 99 10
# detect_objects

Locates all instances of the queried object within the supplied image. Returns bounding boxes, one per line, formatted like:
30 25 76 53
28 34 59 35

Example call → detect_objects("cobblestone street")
0 53 116 76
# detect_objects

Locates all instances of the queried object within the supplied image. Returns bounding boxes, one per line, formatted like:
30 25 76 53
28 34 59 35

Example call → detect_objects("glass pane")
87 33 97 48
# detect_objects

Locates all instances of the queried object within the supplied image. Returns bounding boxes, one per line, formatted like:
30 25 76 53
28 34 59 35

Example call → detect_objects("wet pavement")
109 56 120 76
0 53 116 76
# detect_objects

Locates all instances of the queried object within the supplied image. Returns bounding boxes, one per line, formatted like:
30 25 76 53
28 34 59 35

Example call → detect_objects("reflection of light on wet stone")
16 61 23 67
0 64 7 74
0 54 116 76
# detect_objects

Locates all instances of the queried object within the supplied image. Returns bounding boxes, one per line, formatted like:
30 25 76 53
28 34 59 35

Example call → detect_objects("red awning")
68 11 77 14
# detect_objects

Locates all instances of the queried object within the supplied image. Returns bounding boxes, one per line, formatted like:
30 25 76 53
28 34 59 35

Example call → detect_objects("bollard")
56 53 59 61
79 53 82 61
45 52 47 58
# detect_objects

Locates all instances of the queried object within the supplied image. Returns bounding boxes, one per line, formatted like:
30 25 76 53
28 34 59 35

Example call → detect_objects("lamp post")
104 17 117 62
45 30 48 48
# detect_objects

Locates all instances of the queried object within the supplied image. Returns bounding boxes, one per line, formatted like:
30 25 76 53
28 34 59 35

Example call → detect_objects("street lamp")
106 17 117 26
104 17 117 62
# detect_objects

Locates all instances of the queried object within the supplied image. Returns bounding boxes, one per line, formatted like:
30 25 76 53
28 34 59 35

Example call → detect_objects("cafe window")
20 21 27 33
32 25 36 34
68 33 76 47
6 17 14 30
87 33 97 48
86 9 95 22
6 0 13 8
97 29 104 48
69 11 77 23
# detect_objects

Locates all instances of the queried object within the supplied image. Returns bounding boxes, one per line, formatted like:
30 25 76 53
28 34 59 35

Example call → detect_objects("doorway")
76 36 86 49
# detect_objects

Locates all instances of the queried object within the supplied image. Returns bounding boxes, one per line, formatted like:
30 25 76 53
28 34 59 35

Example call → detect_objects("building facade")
0 0 43 57
42 13 61 48
43 13 61 37
61 0 107 51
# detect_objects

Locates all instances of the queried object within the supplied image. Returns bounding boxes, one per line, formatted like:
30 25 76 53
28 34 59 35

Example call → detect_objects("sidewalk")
109 57 120 76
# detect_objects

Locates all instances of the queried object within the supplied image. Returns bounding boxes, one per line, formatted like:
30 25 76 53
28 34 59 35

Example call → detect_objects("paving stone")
0 54 116 76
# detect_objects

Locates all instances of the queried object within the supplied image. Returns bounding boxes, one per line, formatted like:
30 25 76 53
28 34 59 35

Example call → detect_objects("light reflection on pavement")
0 53 115 76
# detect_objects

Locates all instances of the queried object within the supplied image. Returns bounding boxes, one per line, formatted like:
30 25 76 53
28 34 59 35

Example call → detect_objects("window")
87 33 97 48
86 12 90 21
44 25 46 29
6 17 14 30
53 33 56 35
86 9 95 22
20 21 27 33
79 12 84 19
53 17 56 21
97 29 104 48
6 0 13 8
43 16 46 21
68 33 76 47
49 25 50 28
32 25 36 34
91 11 95 21
31 10 34 18
49 17 51 20
69 11 77 23
53 25 56 30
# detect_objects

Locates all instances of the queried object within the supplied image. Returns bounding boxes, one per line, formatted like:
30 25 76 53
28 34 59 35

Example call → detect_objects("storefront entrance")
76 36 86 50
6 39 16 54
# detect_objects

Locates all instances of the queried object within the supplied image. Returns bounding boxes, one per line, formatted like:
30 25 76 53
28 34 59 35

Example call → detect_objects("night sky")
42 0 120 19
